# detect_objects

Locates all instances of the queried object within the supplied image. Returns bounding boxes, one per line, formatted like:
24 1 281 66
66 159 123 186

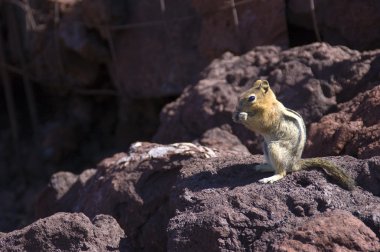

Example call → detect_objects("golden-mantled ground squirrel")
233 80 355 190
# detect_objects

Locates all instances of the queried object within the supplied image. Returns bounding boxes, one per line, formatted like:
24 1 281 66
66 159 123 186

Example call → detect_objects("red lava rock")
0 212 126 251
167 155 380 251
153 43 380 155
34 142 380 251
275 210 380 252
306 85 380 159
37 142 217 251
197 125 251 156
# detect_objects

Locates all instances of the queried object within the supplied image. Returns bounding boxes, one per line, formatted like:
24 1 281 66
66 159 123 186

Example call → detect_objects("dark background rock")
192 0 288 60
288 0 380 50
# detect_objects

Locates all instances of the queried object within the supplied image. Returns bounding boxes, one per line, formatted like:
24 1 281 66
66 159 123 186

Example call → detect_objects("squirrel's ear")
260 80 270 93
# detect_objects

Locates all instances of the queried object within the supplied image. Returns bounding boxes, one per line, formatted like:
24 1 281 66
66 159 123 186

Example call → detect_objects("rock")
196 125 251 156
37 142 217 251
87 0 288 98
191 0 288 59
305 85 380 159
36 141 380 251
35 169 96 218
288 0 380 50
275 210 380 252
153 43 380 155
167 154 380 251
29 0 108 88
0 212 126 251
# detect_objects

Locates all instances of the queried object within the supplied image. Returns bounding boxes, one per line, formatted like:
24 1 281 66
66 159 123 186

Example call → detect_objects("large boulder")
35 142 380 251
36 142 218 251
0 212 126 251
305 85 380 159
153 43 380 156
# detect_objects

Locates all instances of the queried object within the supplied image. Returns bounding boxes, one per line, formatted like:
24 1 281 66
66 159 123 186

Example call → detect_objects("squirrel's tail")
297 158 355 191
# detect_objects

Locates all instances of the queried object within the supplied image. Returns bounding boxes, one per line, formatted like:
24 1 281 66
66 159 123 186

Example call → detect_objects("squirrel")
232 79 355 190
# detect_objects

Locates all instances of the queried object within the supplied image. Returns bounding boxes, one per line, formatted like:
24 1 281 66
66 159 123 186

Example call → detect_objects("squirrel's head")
232 79 276 124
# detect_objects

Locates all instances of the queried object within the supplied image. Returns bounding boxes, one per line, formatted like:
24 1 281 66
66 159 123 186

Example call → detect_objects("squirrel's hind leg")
255 142 275 172
258 142 288 184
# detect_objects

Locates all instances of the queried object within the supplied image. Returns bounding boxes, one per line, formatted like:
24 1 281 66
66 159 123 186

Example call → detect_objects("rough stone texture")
196 125 251 156
167 154 380 251
288 0 380 50
35 169 97 218
153 43 380 155
35 142 380 251
36 142 217 251
306 85 380 159
275 210 380 252
0 212 126 251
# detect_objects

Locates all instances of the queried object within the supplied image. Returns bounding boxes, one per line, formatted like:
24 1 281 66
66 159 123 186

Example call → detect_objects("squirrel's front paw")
232 112 248 123
238 112 248 121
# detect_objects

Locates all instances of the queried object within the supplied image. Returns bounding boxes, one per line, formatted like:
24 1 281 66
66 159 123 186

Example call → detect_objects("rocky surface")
1 1 380 251
0 212 126 251
153 43 380 156
275 210 380 252
36 142 218 251
33 142 380 251
306 85 380 159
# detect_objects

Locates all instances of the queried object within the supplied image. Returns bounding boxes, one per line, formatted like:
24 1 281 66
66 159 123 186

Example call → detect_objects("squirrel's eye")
248 95 256 102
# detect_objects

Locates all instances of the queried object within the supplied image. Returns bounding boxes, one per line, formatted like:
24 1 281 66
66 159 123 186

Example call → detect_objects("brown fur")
233 79 355 190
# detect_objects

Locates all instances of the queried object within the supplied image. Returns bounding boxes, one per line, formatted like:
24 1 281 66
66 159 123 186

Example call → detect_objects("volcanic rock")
35 142 380 251
153 43 380 156
306 85 380 159
275 210 380 252
0 212 126 251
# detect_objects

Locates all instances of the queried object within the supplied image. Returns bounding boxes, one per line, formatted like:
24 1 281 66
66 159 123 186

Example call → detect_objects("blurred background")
0 0 380 232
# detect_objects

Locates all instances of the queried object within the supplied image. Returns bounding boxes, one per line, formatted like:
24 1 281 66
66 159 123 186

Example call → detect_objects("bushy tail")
297 158 355 191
